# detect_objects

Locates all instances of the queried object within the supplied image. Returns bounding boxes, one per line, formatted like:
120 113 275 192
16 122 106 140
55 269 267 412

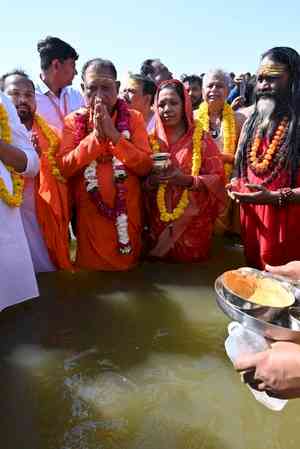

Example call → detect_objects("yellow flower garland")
34 114 66 183
149 119 203 222
196 101 236 179
0 104 24 207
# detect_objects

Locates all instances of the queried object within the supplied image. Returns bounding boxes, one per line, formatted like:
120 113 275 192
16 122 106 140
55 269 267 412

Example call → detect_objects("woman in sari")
144 79 225 262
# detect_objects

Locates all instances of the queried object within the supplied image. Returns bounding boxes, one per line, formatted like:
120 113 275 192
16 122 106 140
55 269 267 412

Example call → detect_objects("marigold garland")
196 101 236 179
149 119 203 222
0 104 24 207
34 114 66 183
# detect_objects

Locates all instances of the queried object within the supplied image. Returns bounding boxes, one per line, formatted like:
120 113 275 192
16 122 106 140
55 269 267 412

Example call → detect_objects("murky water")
1 238 300 449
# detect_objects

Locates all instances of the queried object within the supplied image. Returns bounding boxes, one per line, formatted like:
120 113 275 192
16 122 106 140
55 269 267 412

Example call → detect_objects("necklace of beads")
247 117 289 175
243 117 290 186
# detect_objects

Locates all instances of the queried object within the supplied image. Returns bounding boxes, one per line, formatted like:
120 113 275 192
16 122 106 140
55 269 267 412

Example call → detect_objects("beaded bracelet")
278 187 295 207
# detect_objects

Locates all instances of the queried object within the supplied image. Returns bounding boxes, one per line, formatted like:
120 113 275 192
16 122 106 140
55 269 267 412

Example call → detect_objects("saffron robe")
58 108 152 270
237 140 300 269
21 119 71 271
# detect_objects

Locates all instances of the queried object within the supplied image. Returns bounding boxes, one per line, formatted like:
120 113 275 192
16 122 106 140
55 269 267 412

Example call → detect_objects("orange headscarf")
153 79 194 151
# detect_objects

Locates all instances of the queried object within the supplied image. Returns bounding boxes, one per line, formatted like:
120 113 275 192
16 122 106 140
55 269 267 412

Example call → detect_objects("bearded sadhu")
228 47 300 269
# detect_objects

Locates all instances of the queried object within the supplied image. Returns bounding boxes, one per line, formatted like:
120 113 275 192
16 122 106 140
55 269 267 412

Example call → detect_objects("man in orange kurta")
32 119 71 269
58 58 152 270
2 70 72 270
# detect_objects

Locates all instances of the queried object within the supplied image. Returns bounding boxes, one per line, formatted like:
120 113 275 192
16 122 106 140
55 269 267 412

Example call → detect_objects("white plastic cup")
225 322 288 411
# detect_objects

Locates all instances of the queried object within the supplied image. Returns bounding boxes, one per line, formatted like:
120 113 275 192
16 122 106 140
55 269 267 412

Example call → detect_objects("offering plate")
215 267 300 343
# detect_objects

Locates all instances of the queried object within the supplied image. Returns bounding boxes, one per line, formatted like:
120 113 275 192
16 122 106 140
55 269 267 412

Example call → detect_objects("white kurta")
0 93 40 311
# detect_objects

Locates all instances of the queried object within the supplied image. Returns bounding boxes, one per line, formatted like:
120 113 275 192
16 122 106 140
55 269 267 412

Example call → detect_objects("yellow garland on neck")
34 114 66 183
0 104 24 207
149 119 203 222
196 101 236 179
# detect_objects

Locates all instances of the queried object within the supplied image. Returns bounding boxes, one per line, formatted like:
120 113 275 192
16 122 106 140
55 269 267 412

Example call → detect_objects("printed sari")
145 80 225 262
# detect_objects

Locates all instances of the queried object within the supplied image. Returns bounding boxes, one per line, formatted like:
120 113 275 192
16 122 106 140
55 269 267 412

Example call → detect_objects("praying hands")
93 97 120 145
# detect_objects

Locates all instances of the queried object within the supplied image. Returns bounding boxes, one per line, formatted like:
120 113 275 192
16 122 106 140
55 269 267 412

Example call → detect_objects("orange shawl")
33 119 72 270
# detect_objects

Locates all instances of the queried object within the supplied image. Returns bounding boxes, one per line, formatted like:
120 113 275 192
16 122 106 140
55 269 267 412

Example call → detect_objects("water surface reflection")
1 239 300 448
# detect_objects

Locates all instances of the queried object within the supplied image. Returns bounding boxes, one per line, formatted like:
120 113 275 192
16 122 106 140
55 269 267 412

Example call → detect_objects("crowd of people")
2 36 300 398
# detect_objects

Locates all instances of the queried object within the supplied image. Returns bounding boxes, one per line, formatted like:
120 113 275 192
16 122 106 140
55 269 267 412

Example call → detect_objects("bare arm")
0 93 39 176
0 140 28 172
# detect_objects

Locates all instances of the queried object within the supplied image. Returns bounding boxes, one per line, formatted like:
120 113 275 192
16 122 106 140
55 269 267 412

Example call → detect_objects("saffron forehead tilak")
258 63 287 77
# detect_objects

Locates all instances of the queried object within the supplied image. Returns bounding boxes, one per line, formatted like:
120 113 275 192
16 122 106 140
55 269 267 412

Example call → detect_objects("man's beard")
255 89 289 136
256 96 276 135
17 109 34 126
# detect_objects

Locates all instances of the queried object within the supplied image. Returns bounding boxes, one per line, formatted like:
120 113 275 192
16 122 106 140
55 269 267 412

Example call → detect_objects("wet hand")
234 342 300 399
265 261 300 281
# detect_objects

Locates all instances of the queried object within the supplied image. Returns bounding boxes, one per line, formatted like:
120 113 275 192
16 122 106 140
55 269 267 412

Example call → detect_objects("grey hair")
202 69 231 90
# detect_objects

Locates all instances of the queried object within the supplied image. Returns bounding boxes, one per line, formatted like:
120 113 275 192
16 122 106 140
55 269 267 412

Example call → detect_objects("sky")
1 1 300 88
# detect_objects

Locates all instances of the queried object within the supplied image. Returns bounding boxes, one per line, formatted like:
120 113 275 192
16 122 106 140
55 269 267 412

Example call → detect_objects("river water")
1 238 300 449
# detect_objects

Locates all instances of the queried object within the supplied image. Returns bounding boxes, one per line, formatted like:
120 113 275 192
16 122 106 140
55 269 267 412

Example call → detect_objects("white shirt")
0 92 39 311
35 78 85 131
